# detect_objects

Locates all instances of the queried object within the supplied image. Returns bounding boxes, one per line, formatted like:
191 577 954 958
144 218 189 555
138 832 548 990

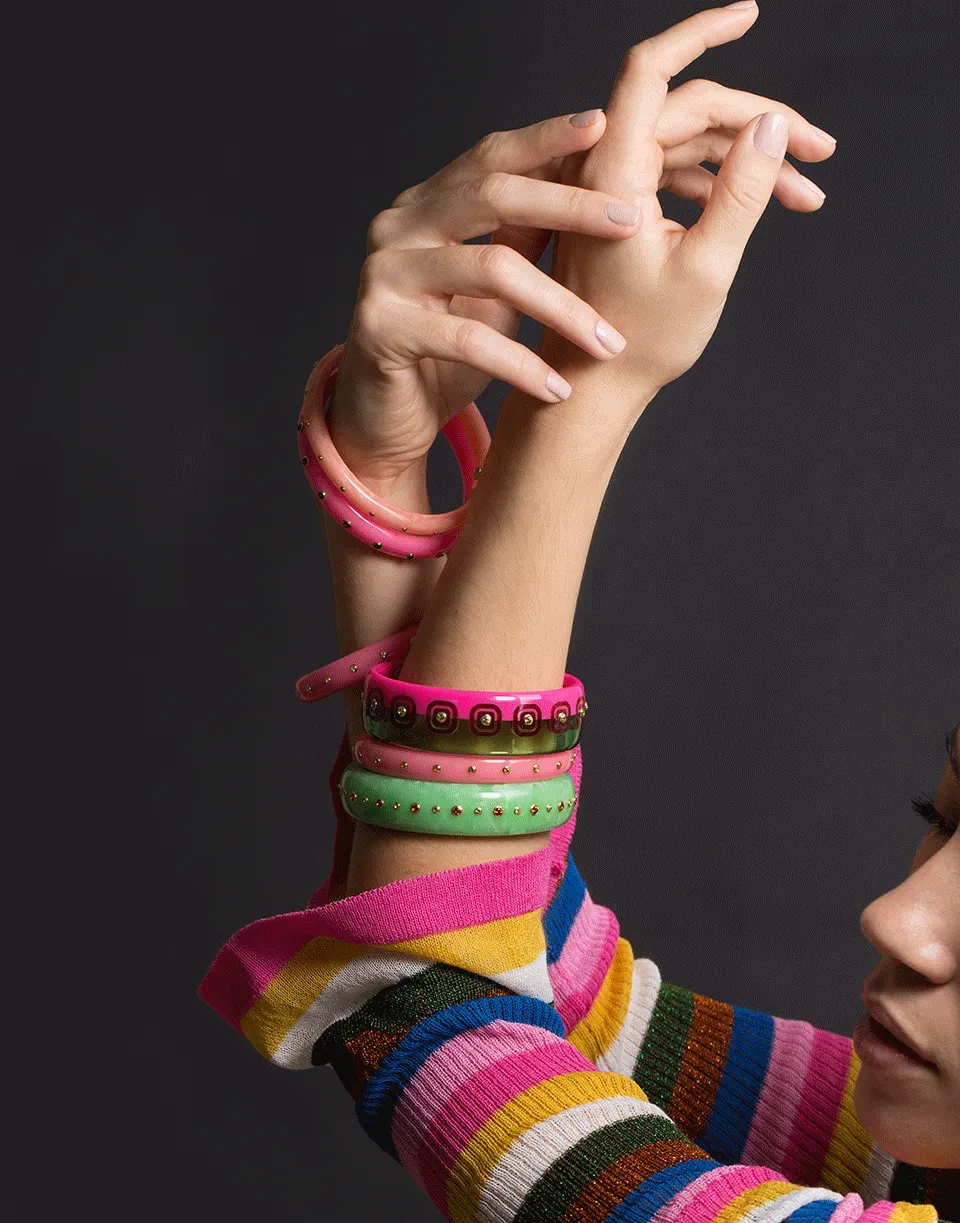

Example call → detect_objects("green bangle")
338 762 577 836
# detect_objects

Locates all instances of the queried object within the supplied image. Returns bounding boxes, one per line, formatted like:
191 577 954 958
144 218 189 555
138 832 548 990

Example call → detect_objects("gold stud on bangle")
493 806 503 817
432 805 440 814
546 804 553 812
530 805 539 815
467 765 477 774
363 796 369 803
533 764 540 773
393 801 401 810
324 675 332 684
406 553 414 559
349 664 358 672
400 761 408 769
513 806 521 815
432 764 441 772
301 456 309 466
318 491 326 500
410 803 421 813
379 651 388 659
452 805 463 816
375 798 384 807
348 792 357 802
558 801 565 811
502 765 510 774
373 542 382 549
474 807 482 815
338 485 346 492
343 520 352 528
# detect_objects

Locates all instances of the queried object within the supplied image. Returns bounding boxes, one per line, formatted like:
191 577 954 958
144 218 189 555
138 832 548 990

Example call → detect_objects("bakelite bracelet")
361 661 586 756
339 762 576 836
353 732 579 783
295 624 420 702
298 344 492 558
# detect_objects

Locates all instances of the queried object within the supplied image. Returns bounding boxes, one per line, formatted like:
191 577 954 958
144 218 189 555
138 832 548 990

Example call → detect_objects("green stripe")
514 1114 681 1223
314 964 508 1067
633 982 695 1109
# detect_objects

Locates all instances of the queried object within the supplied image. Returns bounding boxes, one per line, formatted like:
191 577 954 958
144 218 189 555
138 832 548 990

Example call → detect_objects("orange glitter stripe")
559 1140 708 1223
668 992 734 1140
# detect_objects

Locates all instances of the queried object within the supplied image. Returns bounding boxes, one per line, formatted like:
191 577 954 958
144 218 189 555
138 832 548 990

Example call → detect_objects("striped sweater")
199 730 958 1222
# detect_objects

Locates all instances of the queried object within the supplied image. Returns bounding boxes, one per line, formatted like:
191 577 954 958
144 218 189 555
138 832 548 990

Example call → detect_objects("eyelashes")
912 790 958 839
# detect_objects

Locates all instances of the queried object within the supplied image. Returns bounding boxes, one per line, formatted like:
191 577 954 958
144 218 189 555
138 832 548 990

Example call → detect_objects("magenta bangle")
298 344 491 558
353 732 579 783
295 624 419 702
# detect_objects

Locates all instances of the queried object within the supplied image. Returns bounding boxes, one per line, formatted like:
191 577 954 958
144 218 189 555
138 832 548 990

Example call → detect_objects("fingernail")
604 200 641 226
724 1 757 9
595 319 626 354
810 124 836 144
570 108 603 127
754 111 788 159
545 371 573 401
800 174 826 201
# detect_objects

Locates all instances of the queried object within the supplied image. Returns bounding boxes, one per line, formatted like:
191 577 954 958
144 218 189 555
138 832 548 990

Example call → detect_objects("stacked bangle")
298 344 492 559
361 662 586 756
353 733 578 783
339 761 577 836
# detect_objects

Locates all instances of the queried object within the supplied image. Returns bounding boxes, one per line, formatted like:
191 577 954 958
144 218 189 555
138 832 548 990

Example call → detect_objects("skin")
855 728 960 1167
310 0 955 1180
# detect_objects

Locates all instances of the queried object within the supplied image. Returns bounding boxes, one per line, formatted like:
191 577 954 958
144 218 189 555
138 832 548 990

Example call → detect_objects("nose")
859 857 959 986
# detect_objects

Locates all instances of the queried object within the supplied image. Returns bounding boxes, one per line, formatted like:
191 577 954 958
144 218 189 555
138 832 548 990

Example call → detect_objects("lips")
859 990 937 1068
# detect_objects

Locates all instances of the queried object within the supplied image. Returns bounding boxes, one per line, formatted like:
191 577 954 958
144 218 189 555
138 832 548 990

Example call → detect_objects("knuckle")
718 171 767 216
467 130 504 168
352 294 387 344
365 209 396 253
358 248 392 290
452 318 483 358
475 241 515 280
475 170 512 207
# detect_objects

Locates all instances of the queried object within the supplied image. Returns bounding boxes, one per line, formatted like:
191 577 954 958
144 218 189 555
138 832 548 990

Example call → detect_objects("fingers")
390 109 611 208
373 172 642 249
663 128 826 210
678 109 789 289
659 77 837 165
585 1 760 201
365 243 627 362
363 300 576 403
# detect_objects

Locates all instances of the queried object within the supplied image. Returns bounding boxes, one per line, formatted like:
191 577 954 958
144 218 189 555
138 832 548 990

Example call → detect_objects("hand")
322 111 645 490
540 1 836 427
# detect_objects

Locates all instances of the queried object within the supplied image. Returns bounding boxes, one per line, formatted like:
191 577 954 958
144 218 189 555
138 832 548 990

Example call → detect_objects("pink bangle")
295 624 419 703
299 344 491 547
353 732 579 783
363 661 587 737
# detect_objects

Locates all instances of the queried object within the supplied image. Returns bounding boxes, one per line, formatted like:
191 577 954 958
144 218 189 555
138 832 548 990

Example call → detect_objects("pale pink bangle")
295 624 419 703
353 732 579 783
299 343 491 543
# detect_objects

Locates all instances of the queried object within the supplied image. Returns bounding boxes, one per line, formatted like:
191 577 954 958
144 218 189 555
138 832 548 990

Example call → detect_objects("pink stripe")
392 1020 564 1176
198 843 553 1032
831 1194 867 1223
781 1027 853 1186
669 1164 789 1223
742 1016 815 1169
550 899 620 1032
412 1040 591 1210
861 1204 896 1223
650 1165 735 1223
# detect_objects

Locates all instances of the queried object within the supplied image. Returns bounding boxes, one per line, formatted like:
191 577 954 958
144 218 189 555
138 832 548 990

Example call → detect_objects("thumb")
680 110 789 289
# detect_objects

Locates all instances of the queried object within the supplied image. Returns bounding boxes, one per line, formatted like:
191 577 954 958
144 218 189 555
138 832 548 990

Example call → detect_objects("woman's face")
854 724 960 1168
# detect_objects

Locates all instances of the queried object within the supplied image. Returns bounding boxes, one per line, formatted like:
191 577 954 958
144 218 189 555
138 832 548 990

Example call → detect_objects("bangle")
353 733 578 783
299 345 491 558
295 624 420 702
361 662 586 755
339 762 576 835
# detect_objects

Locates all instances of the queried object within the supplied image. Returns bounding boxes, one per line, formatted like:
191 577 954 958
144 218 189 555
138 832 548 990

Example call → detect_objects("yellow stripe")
711 1180 799 1223
888 1205 939 1223
446 1071 649 1223
819 1053 873 1195
391 911 545 977
566 937 636 1064
240 936 360 1059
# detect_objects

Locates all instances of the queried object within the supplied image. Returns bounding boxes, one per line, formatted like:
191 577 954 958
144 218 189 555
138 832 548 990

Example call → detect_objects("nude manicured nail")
724 1 757 9
570 108 603 127
604 200 641 226
754 111 788 159
545 371 573 401
810 124 837 144
800 175 826 201
595 320 626 354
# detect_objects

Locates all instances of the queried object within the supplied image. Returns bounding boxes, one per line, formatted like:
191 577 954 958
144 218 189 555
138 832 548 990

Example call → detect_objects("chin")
854 1067 960 1169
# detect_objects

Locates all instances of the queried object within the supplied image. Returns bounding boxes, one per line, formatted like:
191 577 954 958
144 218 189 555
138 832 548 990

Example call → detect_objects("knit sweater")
199 731 958 1223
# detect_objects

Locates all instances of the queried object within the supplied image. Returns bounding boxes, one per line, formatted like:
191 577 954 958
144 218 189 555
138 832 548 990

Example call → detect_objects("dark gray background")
8 0 958 1219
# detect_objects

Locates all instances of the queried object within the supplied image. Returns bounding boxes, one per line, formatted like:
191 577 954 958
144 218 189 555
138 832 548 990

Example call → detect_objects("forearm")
341 366 652 896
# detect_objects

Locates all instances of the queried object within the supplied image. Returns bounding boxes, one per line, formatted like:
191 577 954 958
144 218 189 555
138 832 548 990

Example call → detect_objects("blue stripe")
697 1005 775 1162
780 1199 843 1223
604 1160 718 1223
543 855 587 964
356 992 565 1159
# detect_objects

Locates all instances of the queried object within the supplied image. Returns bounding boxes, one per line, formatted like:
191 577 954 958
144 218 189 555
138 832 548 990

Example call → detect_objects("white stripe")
859 1142 898 1207
597 957 662 1077
272 952 432 1068
739 1185 844 1223
488 949 553 1004
477 1096 665 1223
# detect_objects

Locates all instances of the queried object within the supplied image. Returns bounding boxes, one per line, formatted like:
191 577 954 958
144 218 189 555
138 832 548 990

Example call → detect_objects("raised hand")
541 0 833 424
321 111 645 488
